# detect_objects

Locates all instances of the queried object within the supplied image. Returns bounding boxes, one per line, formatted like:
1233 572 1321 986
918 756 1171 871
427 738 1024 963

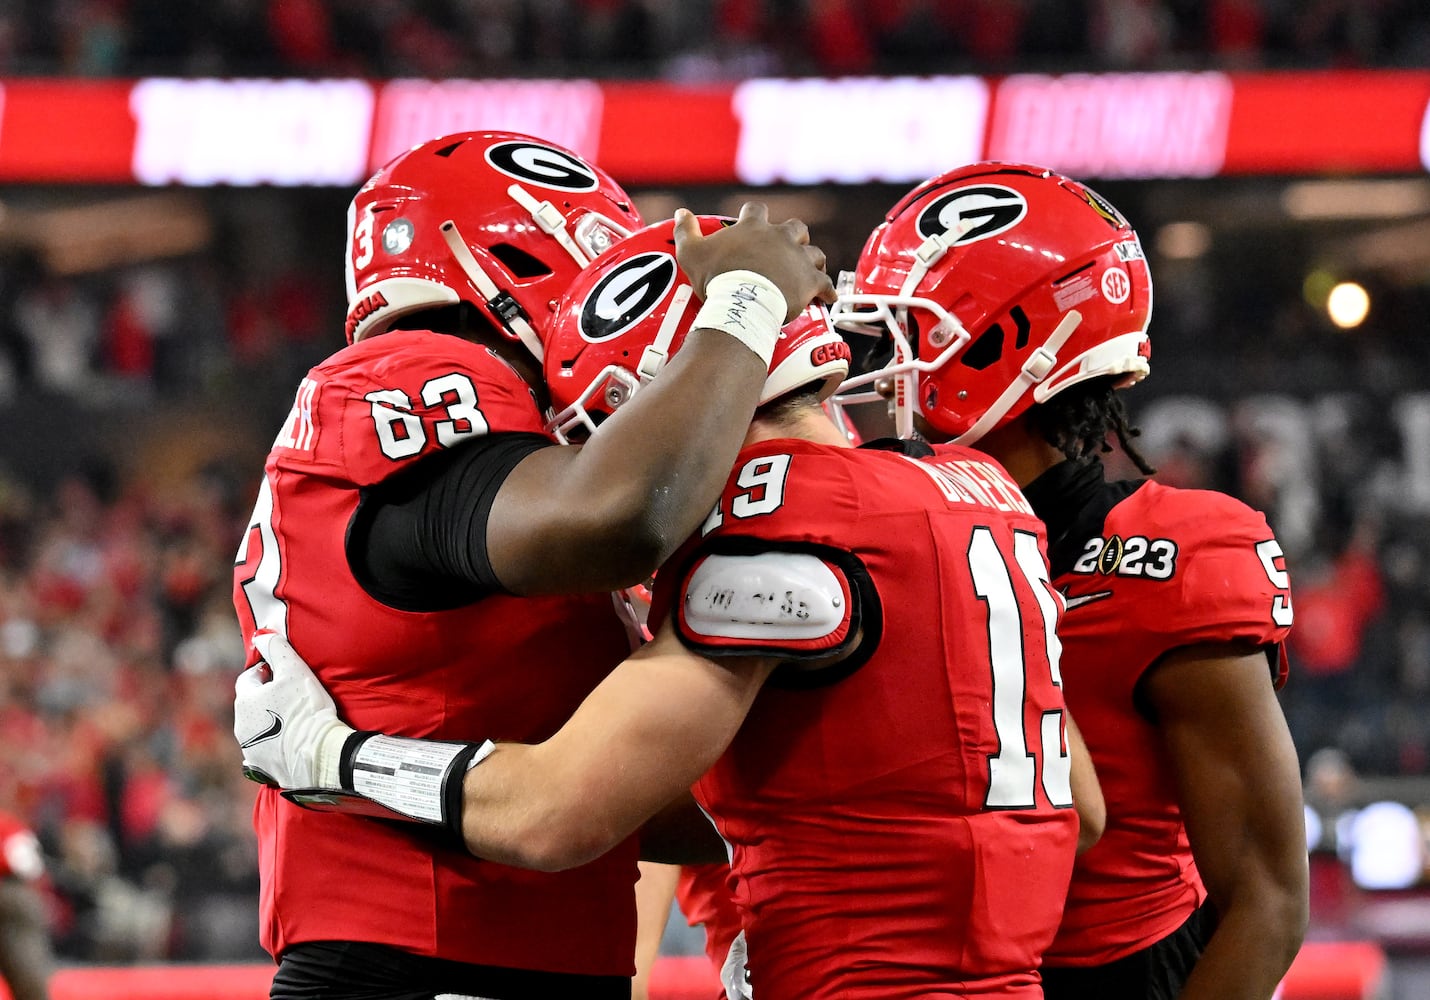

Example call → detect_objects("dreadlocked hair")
1028 375 1156 476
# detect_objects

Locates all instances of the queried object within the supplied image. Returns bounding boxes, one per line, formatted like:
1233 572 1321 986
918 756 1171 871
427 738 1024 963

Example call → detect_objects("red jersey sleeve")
269 330 548 487
650 441 872 664
1120 486 1293 686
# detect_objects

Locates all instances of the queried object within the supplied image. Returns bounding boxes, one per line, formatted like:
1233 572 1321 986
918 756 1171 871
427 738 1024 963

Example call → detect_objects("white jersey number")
702 454 793 535
234 474 289 637
1255 539 1294 627
366 373 490 461
969 527 1072 810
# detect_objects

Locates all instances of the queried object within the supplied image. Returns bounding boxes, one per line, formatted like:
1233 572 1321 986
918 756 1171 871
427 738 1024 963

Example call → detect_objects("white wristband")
347 734 494 826
692 269 788 368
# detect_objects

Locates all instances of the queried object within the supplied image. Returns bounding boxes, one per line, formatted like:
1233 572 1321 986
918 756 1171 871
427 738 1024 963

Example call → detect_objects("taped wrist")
339 731 496 839
692 270 787 368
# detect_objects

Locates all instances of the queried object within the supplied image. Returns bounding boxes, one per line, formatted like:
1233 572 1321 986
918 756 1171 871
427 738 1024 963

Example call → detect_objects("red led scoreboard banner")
0 70 1425 186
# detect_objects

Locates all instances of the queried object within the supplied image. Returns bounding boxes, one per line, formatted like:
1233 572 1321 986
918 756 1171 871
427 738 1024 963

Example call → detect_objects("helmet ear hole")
490 243 554 279
961 324 1004 371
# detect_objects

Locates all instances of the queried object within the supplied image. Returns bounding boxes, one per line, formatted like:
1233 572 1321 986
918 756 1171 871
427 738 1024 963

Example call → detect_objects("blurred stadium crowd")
0 0 1426 969
0 451 262 962
0 0 1425 79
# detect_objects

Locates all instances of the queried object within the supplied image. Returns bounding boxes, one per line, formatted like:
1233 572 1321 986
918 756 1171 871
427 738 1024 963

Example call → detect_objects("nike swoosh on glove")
234 631 355 790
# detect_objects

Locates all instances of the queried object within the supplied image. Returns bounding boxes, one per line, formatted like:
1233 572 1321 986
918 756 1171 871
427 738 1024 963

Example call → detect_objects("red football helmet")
343 131 642 356
544 215 852 443
831 162 1152 443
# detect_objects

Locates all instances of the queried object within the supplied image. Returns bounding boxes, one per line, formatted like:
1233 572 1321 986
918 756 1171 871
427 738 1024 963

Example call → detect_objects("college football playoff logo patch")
485 140 601 192
1097 535 1125 574
579 252 678 342
917 184 1028 245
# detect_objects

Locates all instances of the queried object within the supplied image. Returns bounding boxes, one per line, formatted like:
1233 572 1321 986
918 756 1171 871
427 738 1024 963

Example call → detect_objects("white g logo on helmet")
578 252 679 342
485 141 601 192
916 184 1028 245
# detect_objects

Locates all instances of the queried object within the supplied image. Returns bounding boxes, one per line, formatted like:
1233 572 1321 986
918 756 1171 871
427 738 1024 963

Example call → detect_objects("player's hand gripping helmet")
831 162 1152 443
544 215 853 443
343 131 642 357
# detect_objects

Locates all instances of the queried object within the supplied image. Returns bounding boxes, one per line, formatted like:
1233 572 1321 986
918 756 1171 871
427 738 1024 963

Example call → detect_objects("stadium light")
1155 221 1212 259
1282 179 1430 221
1327 281 1371 328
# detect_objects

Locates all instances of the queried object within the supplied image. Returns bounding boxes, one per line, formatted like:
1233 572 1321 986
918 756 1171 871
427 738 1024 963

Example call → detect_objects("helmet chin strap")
636 285 694 380
440 220 545 363
507 183 594 268
952 309 1083 446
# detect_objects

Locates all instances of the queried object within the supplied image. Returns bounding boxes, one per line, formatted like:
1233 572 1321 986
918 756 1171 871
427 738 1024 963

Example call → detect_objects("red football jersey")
232 330 637 975
1044 480 1293 966
651 439 1079 1000
676 862 742 992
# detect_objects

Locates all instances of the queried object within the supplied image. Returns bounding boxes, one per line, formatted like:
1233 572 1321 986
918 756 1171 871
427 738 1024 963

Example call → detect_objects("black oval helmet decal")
579 253 678 342
917 184 1028 245
485 141 600 192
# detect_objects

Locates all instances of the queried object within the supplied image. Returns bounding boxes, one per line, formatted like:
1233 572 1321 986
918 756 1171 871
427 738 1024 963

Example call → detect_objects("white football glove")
234 631 354 790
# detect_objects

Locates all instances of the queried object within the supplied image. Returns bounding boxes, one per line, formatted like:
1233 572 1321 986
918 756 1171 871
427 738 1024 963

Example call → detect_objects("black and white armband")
282 732 495 841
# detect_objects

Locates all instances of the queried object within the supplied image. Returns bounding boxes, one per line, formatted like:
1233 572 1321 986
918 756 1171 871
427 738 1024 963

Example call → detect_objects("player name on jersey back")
903 454 1035 516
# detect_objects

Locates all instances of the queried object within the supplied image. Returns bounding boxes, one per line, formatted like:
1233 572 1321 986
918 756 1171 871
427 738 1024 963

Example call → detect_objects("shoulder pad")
680 551 851 647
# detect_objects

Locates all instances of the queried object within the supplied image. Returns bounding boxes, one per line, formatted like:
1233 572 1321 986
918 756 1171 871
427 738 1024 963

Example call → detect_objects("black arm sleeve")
346 432 554 611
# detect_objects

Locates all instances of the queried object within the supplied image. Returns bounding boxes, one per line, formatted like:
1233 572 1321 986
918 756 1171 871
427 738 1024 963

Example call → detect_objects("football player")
235 215 1105 1000
0 809 52 1000
231 133 835 1000
832 162 1307 1000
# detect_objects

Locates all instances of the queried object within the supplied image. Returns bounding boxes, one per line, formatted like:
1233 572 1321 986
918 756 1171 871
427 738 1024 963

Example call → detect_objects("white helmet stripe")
343 199 359 303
